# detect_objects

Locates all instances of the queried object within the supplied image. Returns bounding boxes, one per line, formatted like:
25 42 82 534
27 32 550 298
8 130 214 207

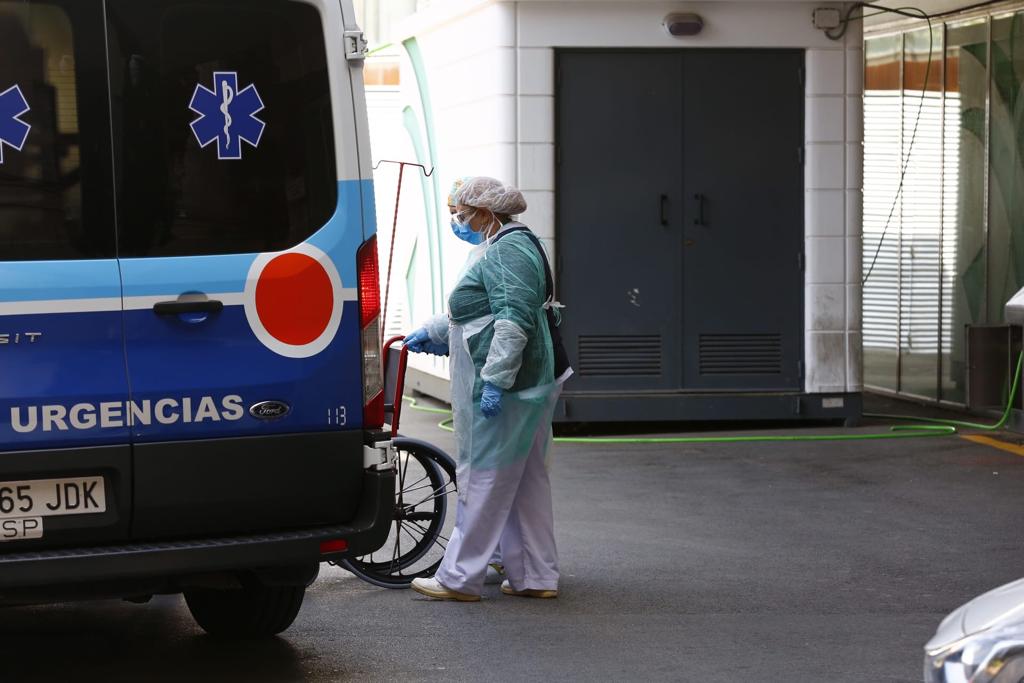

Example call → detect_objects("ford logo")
249 401 291 420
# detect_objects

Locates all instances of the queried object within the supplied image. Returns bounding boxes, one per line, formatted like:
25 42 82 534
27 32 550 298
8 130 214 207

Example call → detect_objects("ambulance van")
0 0 395 636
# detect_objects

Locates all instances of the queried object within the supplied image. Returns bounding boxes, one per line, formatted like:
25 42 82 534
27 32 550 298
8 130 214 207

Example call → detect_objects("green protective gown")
440 226 560 501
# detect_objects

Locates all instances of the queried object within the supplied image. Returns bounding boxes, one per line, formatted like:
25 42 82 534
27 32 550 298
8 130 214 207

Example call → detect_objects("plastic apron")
448 241 561 504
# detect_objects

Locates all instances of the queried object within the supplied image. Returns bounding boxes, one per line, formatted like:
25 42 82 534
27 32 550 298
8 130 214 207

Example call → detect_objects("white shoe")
411 577 480 602
500 579 558 599
484 563 506 585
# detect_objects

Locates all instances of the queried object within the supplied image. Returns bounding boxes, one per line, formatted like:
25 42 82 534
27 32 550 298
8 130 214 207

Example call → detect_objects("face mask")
451 212 486 245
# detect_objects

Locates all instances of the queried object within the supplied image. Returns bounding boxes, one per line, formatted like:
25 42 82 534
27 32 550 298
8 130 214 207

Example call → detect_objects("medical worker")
404 176 569 601
443 177 507 586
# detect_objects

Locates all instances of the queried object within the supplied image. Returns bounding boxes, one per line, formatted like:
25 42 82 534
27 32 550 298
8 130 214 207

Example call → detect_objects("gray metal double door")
557 50 805 394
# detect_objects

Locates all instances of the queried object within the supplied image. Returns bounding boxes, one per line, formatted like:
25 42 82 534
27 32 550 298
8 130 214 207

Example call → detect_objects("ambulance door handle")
153 300 224 316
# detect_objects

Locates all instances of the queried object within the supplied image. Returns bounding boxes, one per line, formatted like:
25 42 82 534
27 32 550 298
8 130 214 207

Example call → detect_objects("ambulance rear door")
0 0 132 548
105 0 369 539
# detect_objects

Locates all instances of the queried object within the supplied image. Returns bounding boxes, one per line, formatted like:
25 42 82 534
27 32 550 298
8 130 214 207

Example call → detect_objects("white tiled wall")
803 21 864 394
518 143 555 191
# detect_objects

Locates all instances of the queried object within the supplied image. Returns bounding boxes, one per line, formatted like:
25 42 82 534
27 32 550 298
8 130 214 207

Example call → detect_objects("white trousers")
434 412 559 596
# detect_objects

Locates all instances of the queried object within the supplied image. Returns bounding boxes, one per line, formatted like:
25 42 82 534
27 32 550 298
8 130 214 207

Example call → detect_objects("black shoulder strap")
493 227 552 299
492 226 571 379
492 226 553 300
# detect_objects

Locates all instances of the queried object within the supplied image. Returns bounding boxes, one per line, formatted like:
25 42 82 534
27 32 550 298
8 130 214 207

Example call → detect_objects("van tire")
184 580 306 638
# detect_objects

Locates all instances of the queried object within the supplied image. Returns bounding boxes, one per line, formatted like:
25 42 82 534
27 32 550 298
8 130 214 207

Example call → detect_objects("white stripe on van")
0 289 359 317
0 297 124 316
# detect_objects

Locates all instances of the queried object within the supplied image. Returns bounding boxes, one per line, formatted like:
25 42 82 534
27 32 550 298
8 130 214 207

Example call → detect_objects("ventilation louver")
699 334 783 375
578 335 662 377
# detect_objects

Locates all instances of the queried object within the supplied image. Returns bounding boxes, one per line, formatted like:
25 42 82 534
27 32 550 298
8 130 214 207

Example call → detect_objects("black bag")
492 226 571 380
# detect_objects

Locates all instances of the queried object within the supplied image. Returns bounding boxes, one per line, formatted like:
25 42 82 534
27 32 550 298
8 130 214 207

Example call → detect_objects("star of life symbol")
189 72 265 160
0 85 31 165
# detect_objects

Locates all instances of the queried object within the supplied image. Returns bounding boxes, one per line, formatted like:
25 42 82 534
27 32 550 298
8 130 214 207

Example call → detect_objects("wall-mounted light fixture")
663 13 704 37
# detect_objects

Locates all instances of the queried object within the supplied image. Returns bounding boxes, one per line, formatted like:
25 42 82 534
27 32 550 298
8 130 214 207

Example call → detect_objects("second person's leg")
500 422 559 593
433 457 528 596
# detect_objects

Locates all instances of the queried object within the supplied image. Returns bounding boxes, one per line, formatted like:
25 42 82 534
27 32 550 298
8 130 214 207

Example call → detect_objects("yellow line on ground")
962 434 1024 458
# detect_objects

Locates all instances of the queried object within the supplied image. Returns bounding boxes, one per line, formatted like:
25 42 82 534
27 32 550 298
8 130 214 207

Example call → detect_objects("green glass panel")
989 13 1024 325
943 19 989 404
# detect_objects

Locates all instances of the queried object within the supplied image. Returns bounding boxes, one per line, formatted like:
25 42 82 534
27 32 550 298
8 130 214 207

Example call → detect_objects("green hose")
400 398 955 443
401 352 1023 444
864 351 1024 433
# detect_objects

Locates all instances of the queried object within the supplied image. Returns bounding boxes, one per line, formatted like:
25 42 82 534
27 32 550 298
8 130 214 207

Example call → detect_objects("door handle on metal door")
152 300 224 316
660 194 669 226
693 193 707 227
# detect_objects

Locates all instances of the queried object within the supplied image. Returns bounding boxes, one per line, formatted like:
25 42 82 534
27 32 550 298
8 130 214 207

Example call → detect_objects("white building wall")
802 37 865 394
385 0 864 396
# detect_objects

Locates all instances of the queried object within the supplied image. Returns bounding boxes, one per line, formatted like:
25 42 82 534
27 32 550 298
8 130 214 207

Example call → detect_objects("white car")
925 578 1024 682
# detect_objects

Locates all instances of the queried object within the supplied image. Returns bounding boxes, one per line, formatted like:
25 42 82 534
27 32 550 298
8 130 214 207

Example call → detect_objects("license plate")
0 476 106 519
0 517 43 542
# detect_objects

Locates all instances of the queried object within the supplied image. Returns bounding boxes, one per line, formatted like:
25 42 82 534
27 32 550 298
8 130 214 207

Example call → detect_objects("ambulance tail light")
319 538 349 555
357 236 384 429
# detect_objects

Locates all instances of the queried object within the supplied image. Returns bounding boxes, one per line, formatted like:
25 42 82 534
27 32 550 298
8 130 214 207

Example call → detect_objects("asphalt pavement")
3 396 1024 682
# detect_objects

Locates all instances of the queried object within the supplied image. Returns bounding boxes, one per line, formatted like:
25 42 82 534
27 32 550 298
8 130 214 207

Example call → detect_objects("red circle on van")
255 253 334 346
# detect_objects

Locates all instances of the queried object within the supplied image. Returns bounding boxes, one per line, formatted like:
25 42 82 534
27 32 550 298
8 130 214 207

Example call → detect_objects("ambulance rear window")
0 0 115 261
107 0 338 258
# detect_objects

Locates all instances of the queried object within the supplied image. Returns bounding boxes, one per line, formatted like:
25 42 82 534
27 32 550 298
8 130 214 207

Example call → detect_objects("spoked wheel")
339 438 457 588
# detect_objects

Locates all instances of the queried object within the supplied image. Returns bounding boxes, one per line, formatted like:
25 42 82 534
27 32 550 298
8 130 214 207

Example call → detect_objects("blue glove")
480 382 503 418
423 341 449 356
403 328 448 356
403 328 430 352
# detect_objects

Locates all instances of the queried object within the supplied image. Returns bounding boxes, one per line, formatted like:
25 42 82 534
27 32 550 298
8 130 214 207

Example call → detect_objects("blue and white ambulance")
0 0 395 635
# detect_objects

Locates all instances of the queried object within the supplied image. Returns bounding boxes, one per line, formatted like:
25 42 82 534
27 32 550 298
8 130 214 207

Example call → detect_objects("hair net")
447 176 473 208
456 176 528 216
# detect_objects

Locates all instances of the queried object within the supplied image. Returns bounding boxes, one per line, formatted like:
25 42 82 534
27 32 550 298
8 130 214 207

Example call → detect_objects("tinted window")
107 0 337 258
0 0 114 261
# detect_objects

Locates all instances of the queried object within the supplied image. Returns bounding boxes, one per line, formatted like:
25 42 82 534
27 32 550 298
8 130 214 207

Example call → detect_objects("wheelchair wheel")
339 438 457 588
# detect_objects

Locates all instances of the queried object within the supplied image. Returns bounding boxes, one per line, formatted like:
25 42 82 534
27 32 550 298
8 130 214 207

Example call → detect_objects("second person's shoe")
484 562 506 585
411 577 481 602
500 580 558 599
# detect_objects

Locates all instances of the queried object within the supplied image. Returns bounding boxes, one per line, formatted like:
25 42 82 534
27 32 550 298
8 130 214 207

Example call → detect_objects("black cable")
826 2 929 40
844 0 1001 28
859 6 930 23
821 3 935 286
862 13 934 285
930 0 1003 19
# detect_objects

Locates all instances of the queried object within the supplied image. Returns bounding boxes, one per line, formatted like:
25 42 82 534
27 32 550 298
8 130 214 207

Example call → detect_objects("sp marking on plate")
0 517 42 541
249 401 291 421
